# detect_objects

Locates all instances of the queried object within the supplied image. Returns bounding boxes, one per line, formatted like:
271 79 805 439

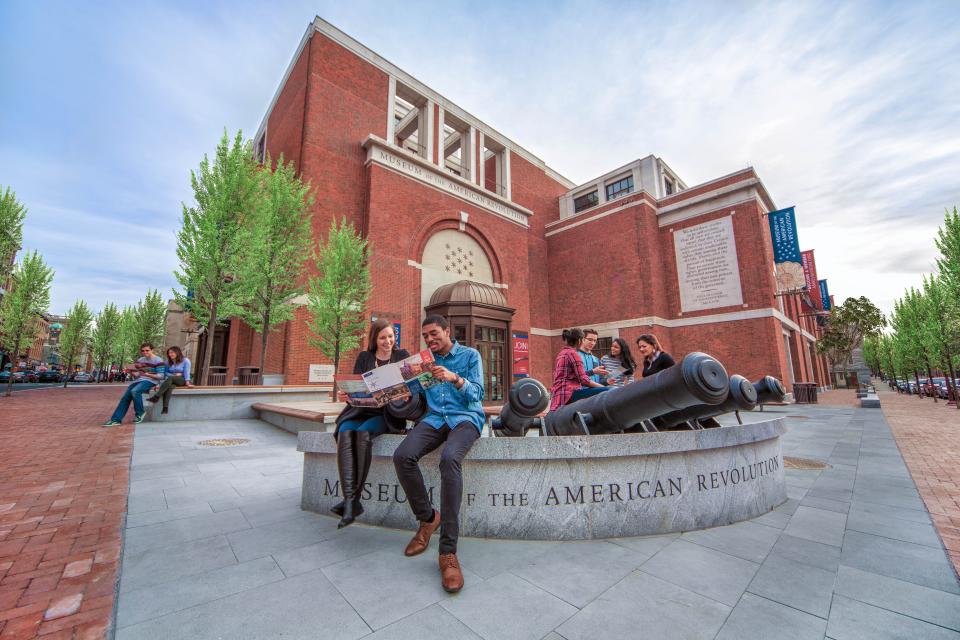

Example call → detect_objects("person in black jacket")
636 333 676 378
332 319 410 528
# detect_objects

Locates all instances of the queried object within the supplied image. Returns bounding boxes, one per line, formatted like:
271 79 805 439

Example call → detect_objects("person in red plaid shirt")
549 328 606 410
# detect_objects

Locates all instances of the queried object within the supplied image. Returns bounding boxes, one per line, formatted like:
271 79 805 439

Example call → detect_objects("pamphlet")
338 350 441 407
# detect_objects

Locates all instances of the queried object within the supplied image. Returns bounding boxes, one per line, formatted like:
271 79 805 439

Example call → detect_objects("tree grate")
197 438 250 447
784 456 830 470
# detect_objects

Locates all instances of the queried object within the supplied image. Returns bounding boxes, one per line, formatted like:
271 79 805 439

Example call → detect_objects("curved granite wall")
298 419 787 540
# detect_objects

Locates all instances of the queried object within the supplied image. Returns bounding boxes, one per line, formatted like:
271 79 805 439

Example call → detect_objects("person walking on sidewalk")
146 346 192 415
101 343 165 426
393 315 484 593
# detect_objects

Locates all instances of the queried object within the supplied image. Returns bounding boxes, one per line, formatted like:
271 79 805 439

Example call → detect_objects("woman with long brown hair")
146 345 191 415
635 334 676 378
332 318 410 528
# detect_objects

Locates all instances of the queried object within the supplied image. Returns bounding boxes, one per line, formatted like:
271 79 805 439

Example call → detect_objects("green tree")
174 130 258 384
113 305 140 367
919 275 959 403
0 185 27 285
135 289 167 350
59 300 94 387
862 334 881 376
230 155 314 378
306 218 372 397
817 296 886 381
935 206 960 310
891 290 930 396
0 251 53 397
91 302 121 383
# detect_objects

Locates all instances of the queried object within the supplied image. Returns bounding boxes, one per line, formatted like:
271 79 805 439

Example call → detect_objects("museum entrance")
425 280 514 404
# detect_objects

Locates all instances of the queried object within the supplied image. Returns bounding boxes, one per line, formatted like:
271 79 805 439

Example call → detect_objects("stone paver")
0 385 132 639
880 386 960 575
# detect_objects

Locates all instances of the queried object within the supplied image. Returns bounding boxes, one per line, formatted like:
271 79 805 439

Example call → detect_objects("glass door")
474 325 506 402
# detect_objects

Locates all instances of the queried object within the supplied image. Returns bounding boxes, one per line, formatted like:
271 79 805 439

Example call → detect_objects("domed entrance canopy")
425 280 515 403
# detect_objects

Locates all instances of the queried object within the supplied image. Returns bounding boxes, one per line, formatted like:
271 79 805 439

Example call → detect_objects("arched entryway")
425 280 514 403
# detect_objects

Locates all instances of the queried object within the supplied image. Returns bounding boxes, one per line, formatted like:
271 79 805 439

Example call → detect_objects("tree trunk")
258 309 270 385
926 361 937 403
62 354 72 388
913 370 922 397
200 302 219 386
332 337 340 401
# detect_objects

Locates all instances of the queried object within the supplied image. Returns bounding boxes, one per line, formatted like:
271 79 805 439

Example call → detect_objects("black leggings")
153 374 187 410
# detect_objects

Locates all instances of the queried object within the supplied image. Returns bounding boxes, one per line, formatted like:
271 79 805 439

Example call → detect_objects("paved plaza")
2 386 960 639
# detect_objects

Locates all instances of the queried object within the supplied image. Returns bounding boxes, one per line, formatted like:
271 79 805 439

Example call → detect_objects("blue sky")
1 0 958 320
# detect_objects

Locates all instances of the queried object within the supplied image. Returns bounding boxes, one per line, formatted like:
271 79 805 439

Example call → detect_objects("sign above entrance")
363 136 532 228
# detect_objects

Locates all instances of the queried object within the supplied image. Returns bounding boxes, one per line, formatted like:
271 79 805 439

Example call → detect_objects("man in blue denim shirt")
394 314 484 593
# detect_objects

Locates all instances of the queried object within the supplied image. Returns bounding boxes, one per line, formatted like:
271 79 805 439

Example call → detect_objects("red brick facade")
225 18 828 395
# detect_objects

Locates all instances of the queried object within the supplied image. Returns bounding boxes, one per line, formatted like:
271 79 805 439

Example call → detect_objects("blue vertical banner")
393 323 401 349
767 207 806 292
819 280 831 311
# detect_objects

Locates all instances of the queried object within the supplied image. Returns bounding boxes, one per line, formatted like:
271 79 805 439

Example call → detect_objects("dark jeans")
338 415 387 435
110 380 155 422
393 421 480 554
152 374 187 410
569 386 610 403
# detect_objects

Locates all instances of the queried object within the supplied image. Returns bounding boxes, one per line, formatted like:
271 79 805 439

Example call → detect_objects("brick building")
218 16 828 398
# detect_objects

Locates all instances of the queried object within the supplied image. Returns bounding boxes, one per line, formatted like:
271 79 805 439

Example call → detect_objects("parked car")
37 370 62 383
0 371 10 383
70 372 94 383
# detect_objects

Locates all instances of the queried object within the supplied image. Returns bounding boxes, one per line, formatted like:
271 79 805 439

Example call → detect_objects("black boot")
353 431 373 517
337 432 358 528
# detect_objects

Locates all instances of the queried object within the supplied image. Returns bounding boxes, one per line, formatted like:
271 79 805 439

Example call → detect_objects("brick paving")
880 385 960 576
0 386 132 639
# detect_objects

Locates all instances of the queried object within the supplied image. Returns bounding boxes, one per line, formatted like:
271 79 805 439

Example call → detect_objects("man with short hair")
102 343 165 426
393 314 484 593
578 329 607 385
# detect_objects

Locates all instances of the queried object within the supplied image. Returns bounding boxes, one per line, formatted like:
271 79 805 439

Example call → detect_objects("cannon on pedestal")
491 355 787 436
542 352 729 436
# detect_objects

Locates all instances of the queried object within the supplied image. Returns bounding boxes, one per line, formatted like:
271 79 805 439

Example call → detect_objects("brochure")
338 349 442 407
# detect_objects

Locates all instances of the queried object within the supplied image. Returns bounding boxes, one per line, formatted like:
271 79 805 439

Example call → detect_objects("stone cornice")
363 135 533 228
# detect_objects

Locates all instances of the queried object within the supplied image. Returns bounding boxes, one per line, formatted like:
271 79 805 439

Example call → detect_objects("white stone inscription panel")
674 216 743 313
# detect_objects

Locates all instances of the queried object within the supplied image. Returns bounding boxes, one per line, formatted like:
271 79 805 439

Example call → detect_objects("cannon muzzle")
543 352 730 436
386 392 428 423
753 376 786 404
491 378 549 437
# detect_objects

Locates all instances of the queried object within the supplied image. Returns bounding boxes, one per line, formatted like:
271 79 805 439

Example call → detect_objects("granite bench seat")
298 418 788 540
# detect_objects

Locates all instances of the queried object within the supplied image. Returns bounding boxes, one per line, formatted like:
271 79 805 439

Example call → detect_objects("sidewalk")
113 404 960 640
880 386 960 574
0 386 132 639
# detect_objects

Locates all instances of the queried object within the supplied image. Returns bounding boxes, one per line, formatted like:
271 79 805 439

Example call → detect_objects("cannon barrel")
491 378 550 437
650 375 757 430
543 352 730 436
386 392 428 423
753 376 786 404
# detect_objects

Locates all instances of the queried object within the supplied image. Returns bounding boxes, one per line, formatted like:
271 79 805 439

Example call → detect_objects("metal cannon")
541 352 730 436
492 357 788 435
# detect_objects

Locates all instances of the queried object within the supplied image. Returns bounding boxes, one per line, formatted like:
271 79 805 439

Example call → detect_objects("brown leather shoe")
439 553 464 593
404 510 440 556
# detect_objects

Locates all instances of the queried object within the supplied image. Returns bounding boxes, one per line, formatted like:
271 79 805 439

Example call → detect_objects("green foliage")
0 185 27 284
920 274 958 373
174 129 259 383
306 218 371 393
0 251 53 396
229 154 314 374
135 289 167 349
114 306 140 365
935 206 960 309
891 289 929 377
817 296 886 370
862 334 881 375
58 299 94 387
91 302 122 379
